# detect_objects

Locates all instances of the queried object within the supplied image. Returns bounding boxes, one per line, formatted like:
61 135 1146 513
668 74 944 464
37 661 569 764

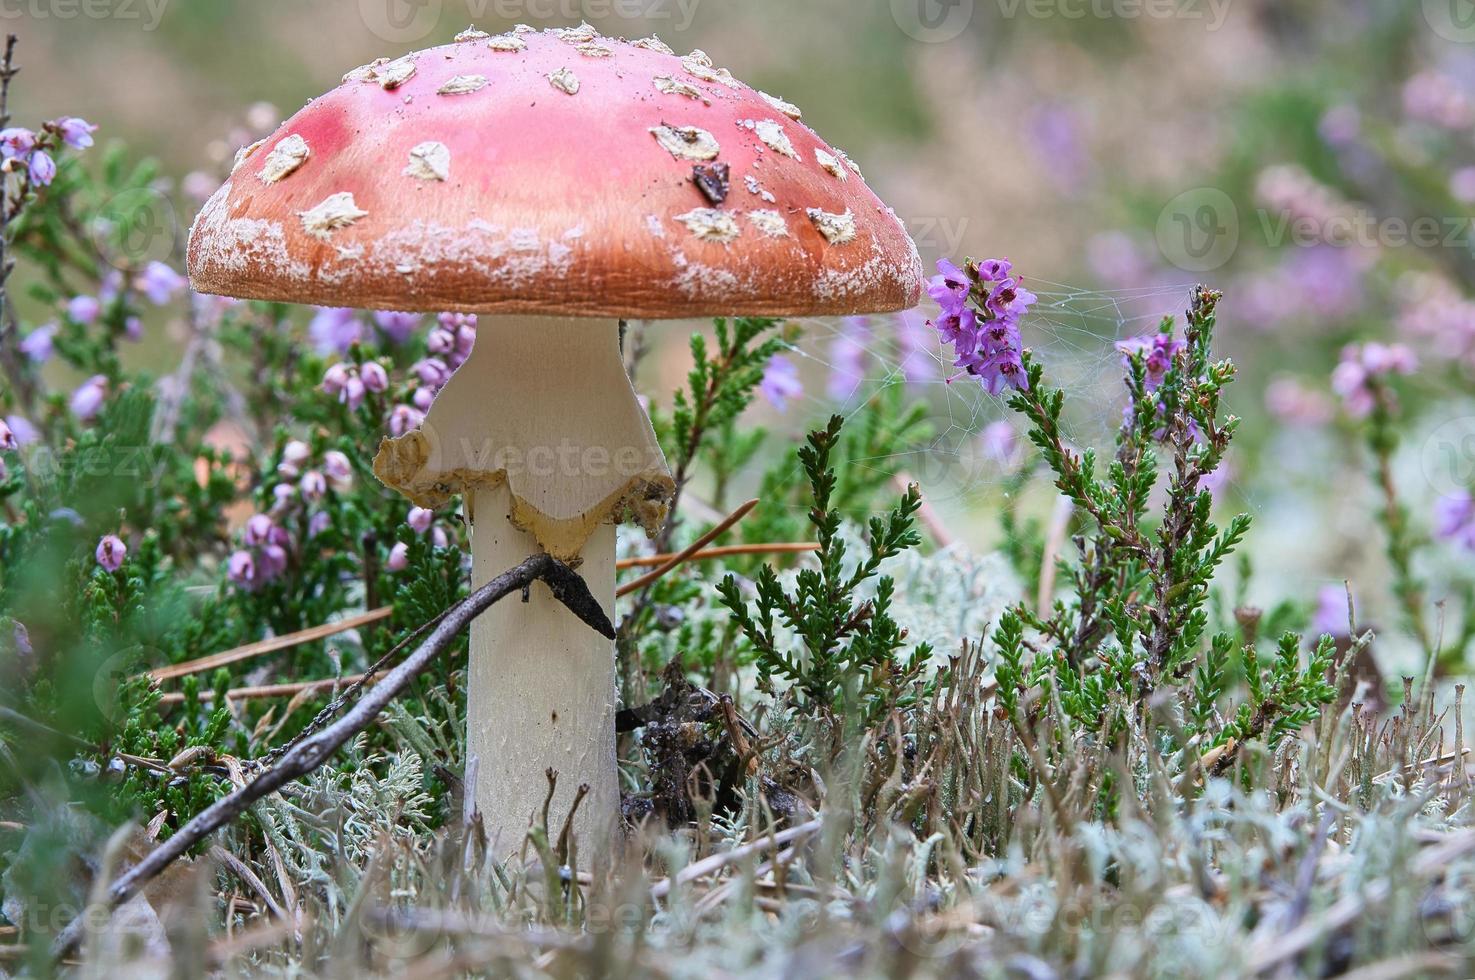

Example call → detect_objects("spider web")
771 278 1211 515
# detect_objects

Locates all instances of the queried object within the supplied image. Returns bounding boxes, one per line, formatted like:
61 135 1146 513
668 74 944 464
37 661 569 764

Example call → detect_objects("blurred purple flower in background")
0 127 34 159
373 311 421 345
1264 377 1333 427
70 375 107 420
5 416 36 445
1312 584 1353 635
895 311 939 385
19 323 54 363
1436 491 1475 552
1331 342 1417 417
135 261 186 305
1029 104 1085 189
95 534 127 572
980 420 1021 471
760 355 803 413
827 316 870 402
309 308 362 356
66 295 100 325
1402 71 1472 129
387 541 410 572
0 418 15 452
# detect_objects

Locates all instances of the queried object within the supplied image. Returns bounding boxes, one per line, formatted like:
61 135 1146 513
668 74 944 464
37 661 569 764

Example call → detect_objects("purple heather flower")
412 387 435 410
123 316 143 342
70 375 107 420
967 345 1028 396
307 511 331 539
827 316 870 402
0 418 14 451
278 440 312 477
20 323 55 363
373 310 420 345
387 541 411 572
1332 342 1417 418
341 375 366 411
322 450 353 488
309 308 362 356
931 307 978 348
896 311 939 385
98 269 124 304
388 404 424 438
408 507 434 534
95 534 127 572
359 361 389 393
182 171 218 203
1318 105 1361 147
300 470 327 501
258 543 289 579
930 257 1034 396
13 621 31 659
413 357 451 389
432 526 449 548
66 295 101 325
927 258 971 314
135 261 186 306
0 127 34 159
1312 584 1353 636
426 324 456 356
1453 167 1475 205
27 150 55 187
976 258 1014 284
271 483 296 511
54 116 98 151
759 355 803 413
1264 377 1333 427
5 416 37 445
1118 332 1187 391
227 550 257 590
1436 491 1475 552
980 420 1020 469
244 513 275 547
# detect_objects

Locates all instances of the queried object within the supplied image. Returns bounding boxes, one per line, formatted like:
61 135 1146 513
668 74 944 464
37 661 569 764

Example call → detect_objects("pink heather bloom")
1332 343 1417 418
412 387 435 410
227 550 257 590
123 316 143 342
95 534 127 572
759 355 803 413
1403 71 1472 129
322 363 351 396
300 470 327 501
896 311 939 385
66 295 101 325
27 150 55 187
432 526 449 548
1118 332 1186 391
1264 377 1333 427
310 308 362 356
373 311 420 345
55 116 98 150
827 316 870 402
408 507 434 534
426 324 456 356
70 375 107 420
19 323 55 362
359 361 389 393
980 420 1021 470
307 511 331 539
271 483 296 511
1318 105 1361 147
322 450 353 488
388 404 424 437
244 513 276 547
413 357 451 389
387 541 411 572
5 416 37 445
182 170 218 202
135 261 186 306
0 418 15 452
927 259 971 314
1313 584 1353 636
1436 491 1475 552
928 258 1033 396
1452 167 1475 205
0 127 34 159
278 440 312 477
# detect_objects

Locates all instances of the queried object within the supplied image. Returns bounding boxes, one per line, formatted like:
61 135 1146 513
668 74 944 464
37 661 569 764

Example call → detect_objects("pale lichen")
299 193 369 240
404 141 451 182
759 91 803 120
815 148 848 181
649 124 720 161
747 210 790 238
259 134 311 184
675 208 742 244
807 208 857 244
653 75 709 103
438 74 488 95
682 50 739 88
630 36 674 54
548 67 581 95
753 119 797 158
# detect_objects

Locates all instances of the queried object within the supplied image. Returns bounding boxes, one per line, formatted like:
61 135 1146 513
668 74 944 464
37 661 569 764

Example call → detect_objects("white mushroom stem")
375 316 672 861
468 482 619 859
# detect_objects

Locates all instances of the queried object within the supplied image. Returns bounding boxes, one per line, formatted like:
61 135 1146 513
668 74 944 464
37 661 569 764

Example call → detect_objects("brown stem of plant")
49 553 612 964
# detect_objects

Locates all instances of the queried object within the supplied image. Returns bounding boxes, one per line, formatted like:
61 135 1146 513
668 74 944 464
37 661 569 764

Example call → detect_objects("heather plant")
2 28 1475 980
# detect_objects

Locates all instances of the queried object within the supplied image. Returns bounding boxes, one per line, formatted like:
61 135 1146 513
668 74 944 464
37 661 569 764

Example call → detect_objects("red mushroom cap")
188 25 924 318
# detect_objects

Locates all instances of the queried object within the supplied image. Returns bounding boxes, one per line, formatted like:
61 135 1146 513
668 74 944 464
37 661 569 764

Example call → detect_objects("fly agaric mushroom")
188 24 922 859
